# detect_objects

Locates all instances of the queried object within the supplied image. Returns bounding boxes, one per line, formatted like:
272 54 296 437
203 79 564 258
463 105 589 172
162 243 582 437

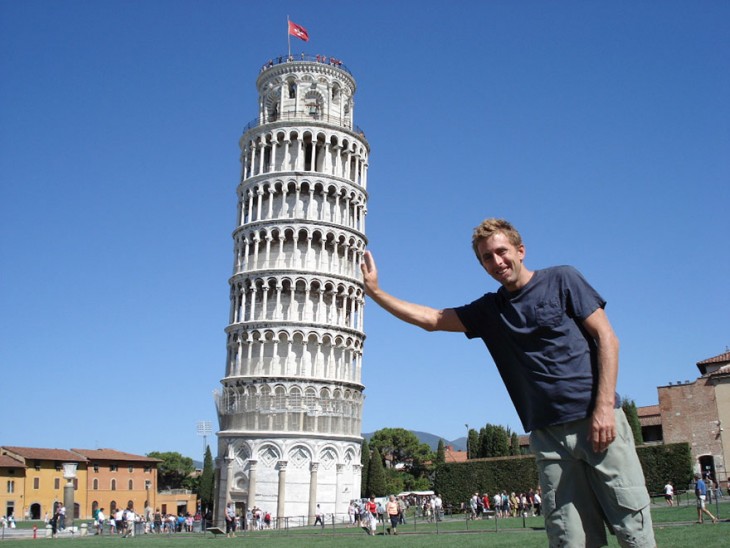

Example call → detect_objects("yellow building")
1 453 25 520
0 446 168 521
0 447 87 521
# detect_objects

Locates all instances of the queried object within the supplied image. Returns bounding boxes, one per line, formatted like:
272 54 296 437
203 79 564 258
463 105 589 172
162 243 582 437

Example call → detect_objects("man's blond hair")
471 218 523 262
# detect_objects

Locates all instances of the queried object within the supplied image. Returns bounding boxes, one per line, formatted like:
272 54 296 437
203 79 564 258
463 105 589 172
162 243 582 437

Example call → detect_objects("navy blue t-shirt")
454 266 607 432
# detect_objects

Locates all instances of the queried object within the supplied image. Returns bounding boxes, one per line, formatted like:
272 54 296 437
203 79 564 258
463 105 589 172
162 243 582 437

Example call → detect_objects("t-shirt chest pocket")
534 300 562 328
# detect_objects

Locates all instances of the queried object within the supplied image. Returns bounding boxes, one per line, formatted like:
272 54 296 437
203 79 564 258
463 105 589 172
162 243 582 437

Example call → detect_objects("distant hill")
362 430 466 452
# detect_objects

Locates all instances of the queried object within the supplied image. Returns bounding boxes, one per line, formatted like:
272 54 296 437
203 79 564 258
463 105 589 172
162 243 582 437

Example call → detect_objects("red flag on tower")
288 20 309 42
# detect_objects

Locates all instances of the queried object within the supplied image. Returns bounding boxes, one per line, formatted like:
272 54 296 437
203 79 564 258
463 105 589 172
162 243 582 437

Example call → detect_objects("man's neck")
504 267 534 292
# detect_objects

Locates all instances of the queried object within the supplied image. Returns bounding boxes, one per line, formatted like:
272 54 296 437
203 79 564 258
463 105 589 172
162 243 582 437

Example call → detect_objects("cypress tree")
199 445 215 514
494 426 510 457
435 439 446 465
510 432 520 456
477 427 488 458
622 397 644 445
367 447 387 497
361 439 370 496
468 429 479 459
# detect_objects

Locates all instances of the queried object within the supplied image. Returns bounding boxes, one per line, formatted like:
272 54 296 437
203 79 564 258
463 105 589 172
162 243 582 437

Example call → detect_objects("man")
313 504 325 528
694 473 718 524
224 502 236 538
114 507 124 534
58 505 66 530
397 496 407 524
50 507 61 538
469 492 478 520
433 494 442 521
96 507 105 536
663 481 674 506
533 488 542 517
122 506 136 538
361 218 655 547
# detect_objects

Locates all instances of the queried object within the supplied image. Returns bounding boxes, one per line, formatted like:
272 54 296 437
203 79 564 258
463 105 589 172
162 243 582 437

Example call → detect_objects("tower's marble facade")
214 54 369 525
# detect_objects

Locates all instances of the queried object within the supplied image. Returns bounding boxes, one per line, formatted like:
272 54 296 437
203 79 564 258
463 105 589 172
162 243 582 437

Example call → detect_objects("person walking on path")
385 495 400 535
694 473 718 524
664 481 674 506
313 504 325 528
364 497 378 536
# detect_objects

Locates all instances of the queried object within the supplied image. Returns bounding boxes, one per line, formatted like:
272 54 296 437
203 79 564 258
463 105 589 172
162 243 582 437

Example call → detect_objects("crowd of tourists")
0 515 17 529
88 505 200 536
466 489 542 519
223 502 275 537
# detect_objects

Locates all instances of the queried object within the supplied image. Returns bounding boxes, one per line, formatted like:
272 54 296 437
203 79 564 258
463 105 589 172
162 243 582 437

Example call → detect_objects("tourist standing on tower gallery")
361 218 655 548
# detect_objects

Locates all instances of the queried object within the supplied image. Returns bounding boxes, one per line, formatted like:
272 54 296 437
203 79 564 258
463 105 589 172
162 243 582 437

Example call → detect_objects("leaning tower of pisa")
213 53 369 526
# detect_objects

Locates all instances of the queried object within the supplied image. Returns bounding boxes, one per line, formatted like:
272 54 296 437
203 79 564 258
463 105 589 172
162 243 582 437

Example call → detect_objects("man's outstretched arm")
360 250 466 333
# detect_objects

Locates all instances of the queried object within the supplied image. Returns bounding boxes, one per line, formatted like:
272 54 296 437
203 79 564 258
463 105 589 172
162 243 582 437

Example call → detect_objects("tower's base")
215 434 362 527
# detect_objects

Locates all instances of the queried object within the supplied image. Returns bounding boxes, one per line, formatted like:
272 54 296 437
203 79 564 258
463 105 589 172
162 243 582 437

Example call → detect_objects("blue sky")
1 1 728 461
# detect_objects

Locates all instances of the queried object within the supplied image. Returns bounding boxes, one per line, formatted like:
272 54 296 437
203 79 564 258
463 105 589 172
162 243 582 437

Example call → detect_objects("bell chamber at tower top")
239 55 369 189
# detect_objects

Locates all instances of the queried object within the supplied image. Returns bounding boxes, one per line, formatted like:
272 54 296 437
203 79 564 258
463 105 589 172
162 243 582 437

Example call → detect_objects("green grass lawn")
2 502 726 547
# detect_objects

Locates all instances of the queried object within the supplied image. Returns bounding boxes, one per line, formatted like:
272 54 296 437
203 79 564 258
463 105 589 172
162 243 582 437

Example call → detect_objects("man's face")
476 232 526 291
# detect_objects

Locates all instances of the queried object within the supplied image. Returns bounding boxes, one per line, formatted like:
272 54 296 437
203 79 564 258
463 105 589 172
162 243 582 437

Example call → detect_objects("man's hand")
360 250 379 297
590 404 617 453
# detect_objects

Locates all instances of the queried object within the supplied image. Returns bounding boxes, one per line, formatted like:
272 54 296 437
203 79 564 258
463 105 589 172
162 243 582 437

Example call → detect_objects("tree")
493 426 510 456
360 439 370 496
369 428 433 472
467 428 479 459
435 439 445 465
384 469 406 496
477 425 491 458
198 446 215 514
510 432 520 456
147 451 196 490
622 397 644 445
367 447 387 497
475 424 512 457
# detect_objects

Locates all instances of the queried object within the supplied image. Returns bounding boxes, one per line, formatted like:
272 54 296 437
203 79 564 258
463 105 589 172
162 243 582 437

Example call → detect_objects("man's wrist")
593 401 615 414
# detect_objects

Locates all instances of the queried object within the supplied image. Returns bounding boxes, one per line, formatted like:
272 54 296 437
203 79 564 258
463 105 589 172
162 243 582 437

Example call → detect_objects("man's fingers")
362 250 374 272
591 426 616 452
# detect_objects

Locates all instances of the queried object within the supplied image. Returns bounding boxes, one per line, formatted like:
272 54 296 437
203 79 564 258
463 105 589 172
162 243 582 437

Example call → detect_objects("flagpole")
287 16 291 58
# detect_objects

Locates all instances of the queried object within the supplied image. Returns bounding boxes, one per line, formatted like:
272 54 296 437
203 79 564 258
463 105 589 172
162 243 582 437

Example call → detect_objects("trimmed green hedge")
433 442 692 505
636 442 693 494
433 455 539 504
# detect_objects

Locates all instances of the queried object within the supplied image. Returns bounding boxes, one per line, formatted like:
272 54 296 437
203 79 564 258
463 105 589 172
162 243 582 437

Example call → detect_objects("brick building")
71 448 161 518
443 445 467 464
637 350 730 489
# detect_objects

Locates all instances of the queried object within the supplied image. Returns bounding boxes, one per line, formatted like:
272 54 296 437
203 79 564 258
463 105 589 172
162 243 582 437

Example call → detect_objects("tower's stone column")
247 459 257 511
276 461 287 528
308 462 319 525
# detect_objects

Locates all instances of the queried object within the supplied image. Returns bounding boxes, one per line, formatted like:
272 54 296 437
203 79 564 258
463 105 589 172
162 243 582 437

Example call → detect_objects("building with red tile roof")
443 445 467 463
0 445 178 521
636 350 730 491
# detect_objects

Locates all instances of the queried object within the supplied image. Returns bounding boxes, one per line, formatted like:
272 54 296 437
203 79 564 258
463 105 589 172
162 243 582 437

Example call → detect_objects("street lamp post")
196 421 212 454
196 420 213 526
465 424 469 460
